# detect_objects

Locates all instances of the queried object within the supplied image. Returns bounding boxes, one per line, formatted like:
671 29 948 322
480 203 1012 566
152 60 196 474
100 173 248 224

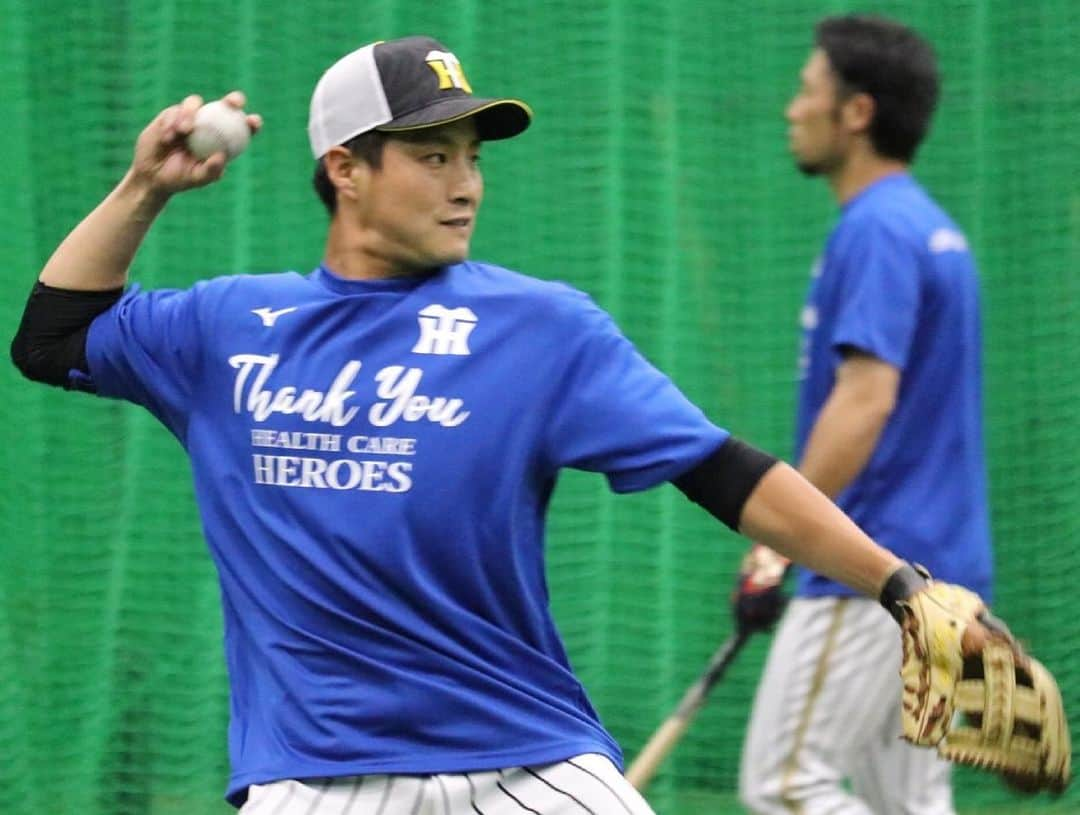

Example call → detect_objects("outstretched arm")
737 460 901 597
675 437 902 599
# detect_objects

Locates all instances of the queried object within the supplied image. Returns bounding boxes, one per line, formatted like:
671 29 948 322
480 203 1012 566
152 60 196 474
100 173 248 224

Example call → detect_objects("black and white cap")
308 36 533 159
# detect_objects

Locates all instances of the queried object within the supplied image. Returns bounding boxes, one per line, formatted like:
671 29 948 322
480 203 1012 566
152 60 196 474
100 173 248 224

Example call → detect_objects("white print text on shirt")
228 354 470 428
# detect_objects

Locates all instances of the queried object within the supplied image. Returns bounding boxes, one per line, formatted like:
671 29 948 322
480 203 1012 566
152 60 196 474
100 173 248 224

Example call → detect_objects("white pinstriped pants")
239 753 657 815
740 597 955 815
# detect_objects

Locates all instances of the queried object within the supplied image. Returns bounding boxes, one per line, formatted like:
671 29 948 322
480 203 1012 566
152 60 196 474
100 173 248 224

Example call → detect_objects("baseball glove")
890 566 1071 794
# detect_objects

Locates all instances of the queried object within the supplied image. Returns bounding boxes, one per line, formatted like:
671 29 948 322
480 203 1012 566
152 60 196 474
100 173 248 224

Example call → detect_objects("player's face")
357 119 484 273
785 49 850 176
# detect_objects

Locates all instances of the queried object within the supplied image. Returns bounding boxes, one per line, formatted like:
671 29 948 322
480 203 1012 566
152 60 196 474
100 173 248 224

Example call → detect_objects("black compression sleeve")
10 281 124 388
672 437 780 531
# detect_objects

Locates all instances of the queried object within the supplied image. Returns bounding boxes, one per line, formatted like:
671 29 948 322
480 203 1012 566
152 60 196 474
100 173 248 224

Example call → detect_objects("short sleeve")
543 297 728 493
830 219 921 370
86 283 205 440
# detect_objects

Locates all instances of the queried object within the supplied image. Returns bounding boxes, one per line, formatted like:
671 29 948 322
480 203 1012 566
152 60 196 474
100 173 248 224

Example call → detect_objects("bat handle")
625 630 753 792
625 715 693 790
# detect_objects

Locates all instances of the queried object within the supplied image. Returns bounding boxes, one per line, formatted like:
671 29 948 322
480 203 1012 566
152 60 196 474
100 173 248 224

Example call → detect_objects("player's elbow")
11 281 120 388
10 326 88 388
12 332 58 386
11 328 38 381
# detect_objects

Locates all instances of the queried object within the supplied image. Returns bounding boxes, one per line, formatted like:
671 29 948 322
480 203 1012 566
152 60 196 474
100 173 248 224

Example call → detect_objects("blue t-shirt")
86 261 727 804
794 174 992 601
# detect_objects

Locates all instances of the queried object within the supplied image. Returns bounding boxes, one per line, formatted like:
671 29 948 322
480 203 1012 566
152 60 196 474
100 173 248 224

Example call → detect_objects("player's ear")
841 91 875 136
323 145 366 205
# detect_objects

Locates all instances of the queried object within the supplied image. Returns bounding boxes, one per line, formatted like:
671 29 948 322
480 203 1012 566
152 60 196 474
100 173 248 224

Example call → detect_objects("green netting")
1 2 1077 813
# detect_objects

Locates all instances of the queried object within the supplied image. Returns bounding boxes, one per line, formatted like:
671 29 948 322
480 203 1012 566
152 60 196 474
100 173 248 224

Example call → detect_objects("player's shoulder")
840 175 962 244
167 270 321 314
448 260 602 319
191 270 313 298
115 270 314 313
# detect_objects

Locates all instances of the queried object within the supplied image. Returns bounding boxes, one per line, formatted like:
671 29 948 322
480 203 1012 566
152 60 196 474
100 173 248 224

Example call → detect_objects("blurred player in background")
14 33 953 815
736 15 994 815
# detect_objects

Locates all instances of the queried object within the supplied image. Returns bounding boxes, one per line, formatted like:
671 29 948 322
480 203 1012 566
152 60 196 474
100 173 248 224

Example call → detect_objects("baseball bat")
625 630 752 791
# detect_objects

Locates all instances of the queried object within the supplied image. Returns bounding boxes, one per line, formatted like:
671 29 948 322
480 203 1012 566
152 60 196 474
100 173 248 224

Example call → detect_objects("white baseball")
186 100 251 160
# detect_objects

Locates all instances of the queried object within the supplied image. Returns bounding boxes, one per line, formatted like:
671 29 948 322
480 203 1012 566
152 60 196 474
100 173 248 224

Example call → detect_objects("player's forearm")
738 462 902 597
745 383 890 568
38 171 170 291
798 382 892 499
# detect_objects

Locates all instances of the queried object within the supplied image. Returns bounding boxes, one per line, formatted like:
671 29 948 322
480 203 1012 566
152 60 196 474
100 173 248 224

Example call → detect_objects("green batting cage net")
1 2 1077 813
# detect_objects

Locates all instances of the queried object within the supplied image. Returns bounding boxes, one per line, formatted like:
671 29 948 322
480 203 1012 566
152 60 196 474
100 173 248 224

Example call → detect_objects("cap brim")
376 97 532 141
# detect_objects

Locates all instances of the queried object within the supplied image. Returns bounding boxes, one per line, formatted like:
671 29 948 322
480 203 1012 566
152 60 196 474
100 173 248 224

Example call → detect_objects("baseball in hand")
186 100 252 160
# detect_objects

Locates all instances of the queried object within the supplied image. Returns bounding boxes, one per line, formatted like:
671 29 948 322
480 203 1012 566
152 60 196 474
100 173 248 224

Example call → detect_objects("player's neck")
829 148 908 205
322 220 428 281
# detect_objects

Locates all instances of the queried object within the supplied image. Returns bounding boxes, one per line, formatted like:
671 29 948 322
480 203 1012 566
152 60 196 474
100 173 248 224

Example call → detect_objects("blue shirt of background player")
794 173 993 602
84 261 728 805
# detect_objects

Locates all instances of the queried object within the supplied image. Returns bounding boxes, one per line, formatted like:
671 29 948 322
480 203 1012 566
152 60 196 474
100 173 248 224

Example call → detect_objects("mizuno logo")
252 306 298 327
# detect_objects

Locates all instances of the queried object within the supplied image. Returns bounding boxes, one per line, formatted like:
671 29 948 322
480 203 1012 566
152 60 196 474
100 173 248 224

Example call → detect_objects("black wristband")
879 562 929 623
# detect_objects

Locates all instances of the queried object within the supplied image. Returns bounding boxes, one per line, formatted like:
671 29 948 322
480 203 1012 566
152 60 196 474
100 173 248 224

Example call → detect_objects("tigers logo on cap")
425 50 473 93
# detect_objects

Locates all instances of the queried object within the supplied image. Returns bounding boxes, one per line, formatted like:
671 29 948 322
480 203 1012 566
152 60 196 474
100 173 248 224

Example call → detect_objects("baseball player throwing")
12 34 1055 814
